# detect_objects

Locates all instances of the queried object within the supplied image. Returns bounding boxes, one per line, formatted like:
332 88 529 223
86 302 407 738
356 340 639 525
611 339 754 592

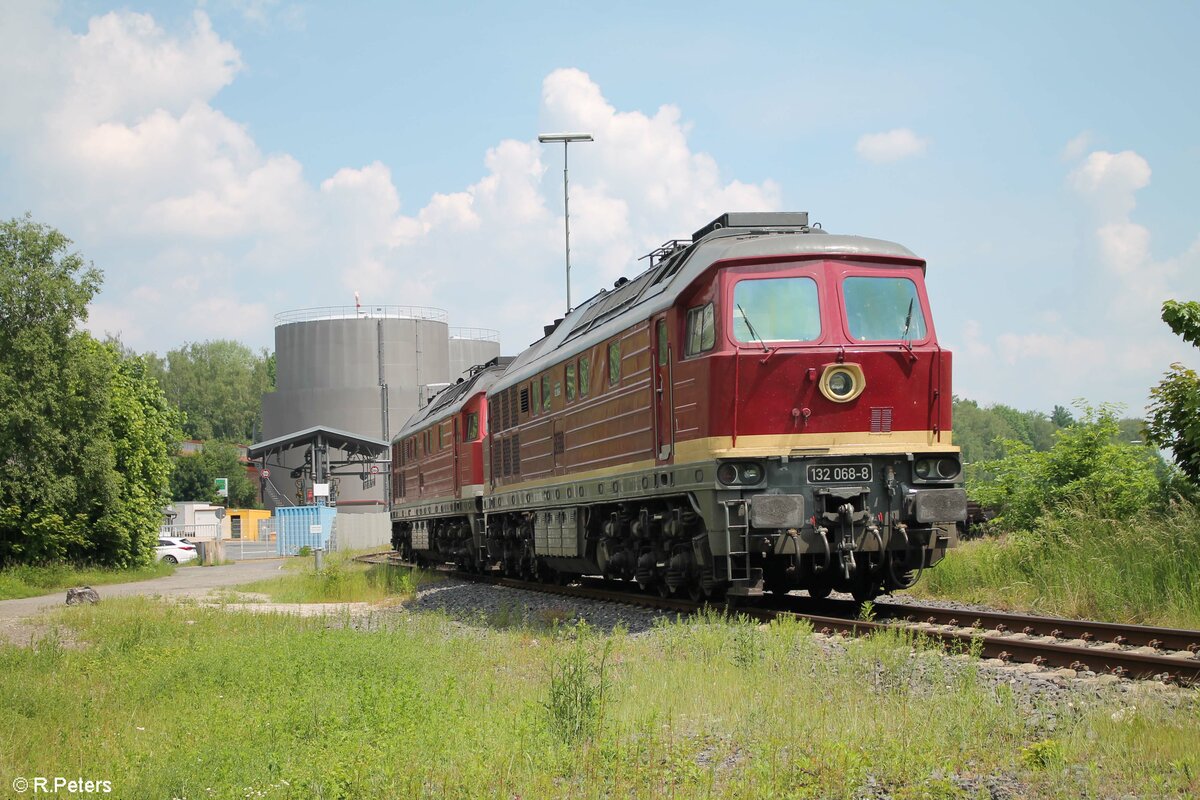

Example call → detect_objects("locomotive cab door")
652 316 674 462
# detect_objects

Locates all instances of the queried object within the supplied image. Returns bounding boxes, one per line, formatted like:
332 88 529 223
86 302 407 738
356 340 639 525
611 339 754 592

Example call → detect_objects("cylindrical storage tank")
267 306 450 437
448 327 502 381
261 305 451 512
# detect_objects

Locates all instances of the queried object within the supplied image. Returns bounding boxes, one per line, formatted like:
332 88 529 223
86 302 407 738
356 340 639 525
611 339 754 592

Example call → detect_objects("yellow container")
224 508 273 540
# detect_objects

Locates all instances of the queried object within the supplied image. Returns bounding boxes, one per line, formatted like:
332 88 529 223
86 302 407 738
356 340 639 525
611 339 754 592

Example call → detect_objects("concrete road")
0 559 289 621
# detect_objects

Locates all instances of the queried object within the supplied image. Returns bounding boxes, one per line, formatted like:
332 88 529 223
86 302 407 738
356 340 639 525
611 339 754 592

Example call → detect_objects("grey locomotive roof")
393 362 506 442
490 222 922 394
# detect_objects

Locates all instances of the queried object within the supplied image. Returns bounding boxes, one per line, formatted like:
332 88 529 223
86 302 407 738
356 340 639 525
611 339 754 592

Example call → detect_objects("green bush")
970 403 1167 531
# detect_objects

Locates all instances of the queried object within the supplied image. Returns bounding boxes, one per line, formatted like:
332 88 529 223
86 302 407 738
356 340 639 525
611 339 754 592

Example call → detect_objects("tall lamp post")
538 132 593 314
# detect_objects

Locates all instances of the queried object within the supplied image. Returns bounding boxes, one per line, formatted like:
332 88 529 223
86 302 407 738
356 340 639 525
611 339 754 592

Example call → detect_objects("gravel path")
0 560 290 646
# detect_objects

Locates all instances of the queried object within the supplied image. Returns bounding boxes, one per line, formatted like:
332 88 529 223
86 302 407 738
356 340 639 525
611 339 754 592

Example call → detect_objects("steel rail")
354 554 1200 685
766 596 1200 654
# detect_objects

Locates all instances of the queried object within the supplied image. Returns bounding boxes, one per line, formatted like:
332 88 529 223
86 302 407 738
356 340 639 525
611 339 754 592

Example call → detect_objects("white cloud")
956 143 1199 411
1066 148 1185 314
854 128 929 163
1068 149 1151 219
0 7 779 353
1061 131 1092 161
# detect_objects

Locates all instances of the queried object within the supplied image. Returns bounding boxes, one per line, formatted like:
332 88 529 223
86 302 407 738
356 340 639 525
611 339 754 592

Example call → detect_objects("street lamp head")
538 132 594 143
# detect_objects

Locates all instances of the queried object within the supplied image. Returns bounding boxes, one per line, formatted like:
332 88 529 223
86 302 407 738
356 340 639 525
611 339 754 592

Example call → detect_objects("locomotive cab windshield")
843 275 928 342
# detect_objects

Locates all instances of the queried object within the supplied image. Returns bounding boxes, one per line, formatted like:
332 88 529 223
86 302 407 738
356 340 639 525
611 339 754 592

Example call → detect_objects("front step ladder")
721 499 764 597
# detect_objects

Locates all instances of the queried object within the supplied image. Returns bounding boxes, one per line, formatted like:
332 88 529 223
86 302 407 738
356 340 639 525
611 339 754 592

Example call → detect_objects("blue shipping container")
275 505 338 556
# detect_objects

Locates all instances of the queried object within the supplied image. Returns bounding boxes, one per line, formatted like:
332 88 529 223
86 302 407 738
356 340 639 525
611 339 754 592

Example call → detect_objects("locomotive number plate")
808 464 872 483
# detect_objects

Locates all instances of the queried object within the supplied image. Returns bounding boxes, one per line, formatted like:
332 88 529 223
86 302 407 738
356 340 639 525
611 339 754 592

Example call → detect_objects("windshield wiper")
737 304 770 353
901 297 914 342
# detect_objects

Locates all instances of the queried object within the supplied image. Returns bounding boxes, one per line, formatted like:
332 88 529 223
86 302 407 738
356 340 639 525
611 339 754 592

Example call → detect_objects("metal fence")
274 305 448 324
223 537 280 561
160 523 220 541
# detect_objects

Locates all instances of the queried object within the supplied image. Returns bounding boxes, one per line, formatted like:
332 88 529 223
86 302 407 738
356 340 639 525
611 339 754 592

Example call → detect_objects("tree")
151 340 272 442
1147 300 1200 483
169 441 258 508
0 216 182 566
1051 404 1074 428
971 404 1165 532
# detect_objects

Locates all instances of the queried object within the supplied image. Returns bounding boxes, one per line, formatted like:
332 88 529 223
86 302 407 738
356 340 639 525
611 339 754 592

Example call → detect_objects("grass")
228 553 428 604
0 560 176 601
910 503 1200 629
1 599 1197 798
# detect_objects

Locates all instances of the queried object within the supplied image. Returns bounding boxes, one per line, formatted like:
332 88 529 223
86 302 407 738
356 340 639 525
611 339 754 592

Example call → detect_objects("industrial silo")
260 305 452 511
448 327 502 381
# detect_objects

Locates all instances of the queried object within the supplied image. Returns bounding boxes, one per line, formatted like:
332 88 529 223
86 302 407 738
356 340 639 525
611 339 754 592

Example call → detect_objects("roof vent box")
692 211 810 242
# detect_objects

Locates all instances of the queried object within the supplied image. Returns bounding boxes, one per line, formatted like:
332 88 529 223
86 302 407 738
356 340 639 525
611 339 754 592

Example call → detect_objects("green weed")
913 502 1200 627
232 557 426 603
0 597 1197 798
544 623 612 742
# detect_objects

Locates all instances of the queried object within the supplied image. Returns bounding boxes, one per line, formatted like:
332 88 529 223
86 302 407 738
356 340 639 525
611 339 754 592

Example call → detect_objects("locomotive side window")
464 412 479 441
843 276 927 342
579 355 591 397
732 278 819 343
541 374 552 412
685 303 715 356
657 319 668 365
531 380 540 416
566 363 576 402
608 340 621 386
441 421 452 448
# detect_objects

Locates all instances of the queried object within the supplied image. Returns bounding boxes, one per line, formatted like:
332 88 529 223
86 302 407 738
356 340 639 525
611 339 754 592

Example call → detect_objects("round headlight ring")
937 458 960 480
741 463 763 483
717 463 739 485
818 363 866 403
914 459 933 479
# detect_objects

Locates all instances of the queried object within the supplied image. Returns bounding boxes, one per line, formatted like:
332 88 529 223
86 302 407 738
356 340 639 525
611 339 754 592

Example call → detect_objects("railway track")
355 552 1200 685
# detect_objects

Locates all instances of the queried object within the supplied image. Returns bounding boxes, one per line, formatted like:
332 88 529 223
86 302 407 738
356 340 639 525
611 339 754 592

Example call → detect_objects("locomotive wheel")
806 583 832 600
686 581 704 603
851 582 881 603
656 581 673 598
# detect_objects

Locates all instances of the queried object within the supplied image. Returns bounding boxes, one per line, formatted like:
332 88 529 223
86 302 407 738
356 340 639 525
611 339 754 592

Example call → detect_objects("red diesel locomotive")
391 212 966 601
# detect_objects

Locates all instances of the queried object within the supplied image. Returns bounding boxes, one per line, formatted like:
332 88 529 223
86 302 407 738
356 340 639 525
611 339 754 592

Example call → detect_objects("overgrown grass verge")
0 560 176 601
228 556 427 603
2 599 1197 798
911 503 1200 628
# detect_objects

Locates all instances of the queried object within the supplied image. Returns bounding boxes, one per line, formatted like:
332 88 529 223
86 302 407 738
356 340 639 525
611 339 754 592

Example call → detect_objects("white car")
156 537 198 564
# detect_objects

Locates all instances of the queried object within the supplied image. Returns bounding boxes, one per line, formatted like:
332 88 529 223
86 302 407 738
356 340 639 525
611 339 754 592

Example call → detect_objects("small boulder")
65 586 100 606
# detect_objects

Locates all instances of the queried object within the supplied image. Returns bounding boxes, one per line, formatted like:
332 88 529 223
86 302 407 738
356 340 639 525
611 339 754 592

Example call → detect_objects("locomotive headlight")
937 458 961 480
818 363 866 403
913 457 960 482
717 461 764 486
828 371 854 397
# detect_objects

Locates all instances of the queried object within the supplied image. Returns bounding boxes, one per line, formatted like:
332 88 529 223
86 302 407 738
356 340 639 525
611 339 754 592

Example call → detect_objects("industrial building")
258 304 500 514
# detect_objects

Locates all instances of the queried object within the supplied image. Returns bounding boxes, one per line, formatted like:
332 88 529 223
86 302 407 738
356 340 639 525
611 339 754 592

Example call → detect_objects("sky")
1 1 1198 417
